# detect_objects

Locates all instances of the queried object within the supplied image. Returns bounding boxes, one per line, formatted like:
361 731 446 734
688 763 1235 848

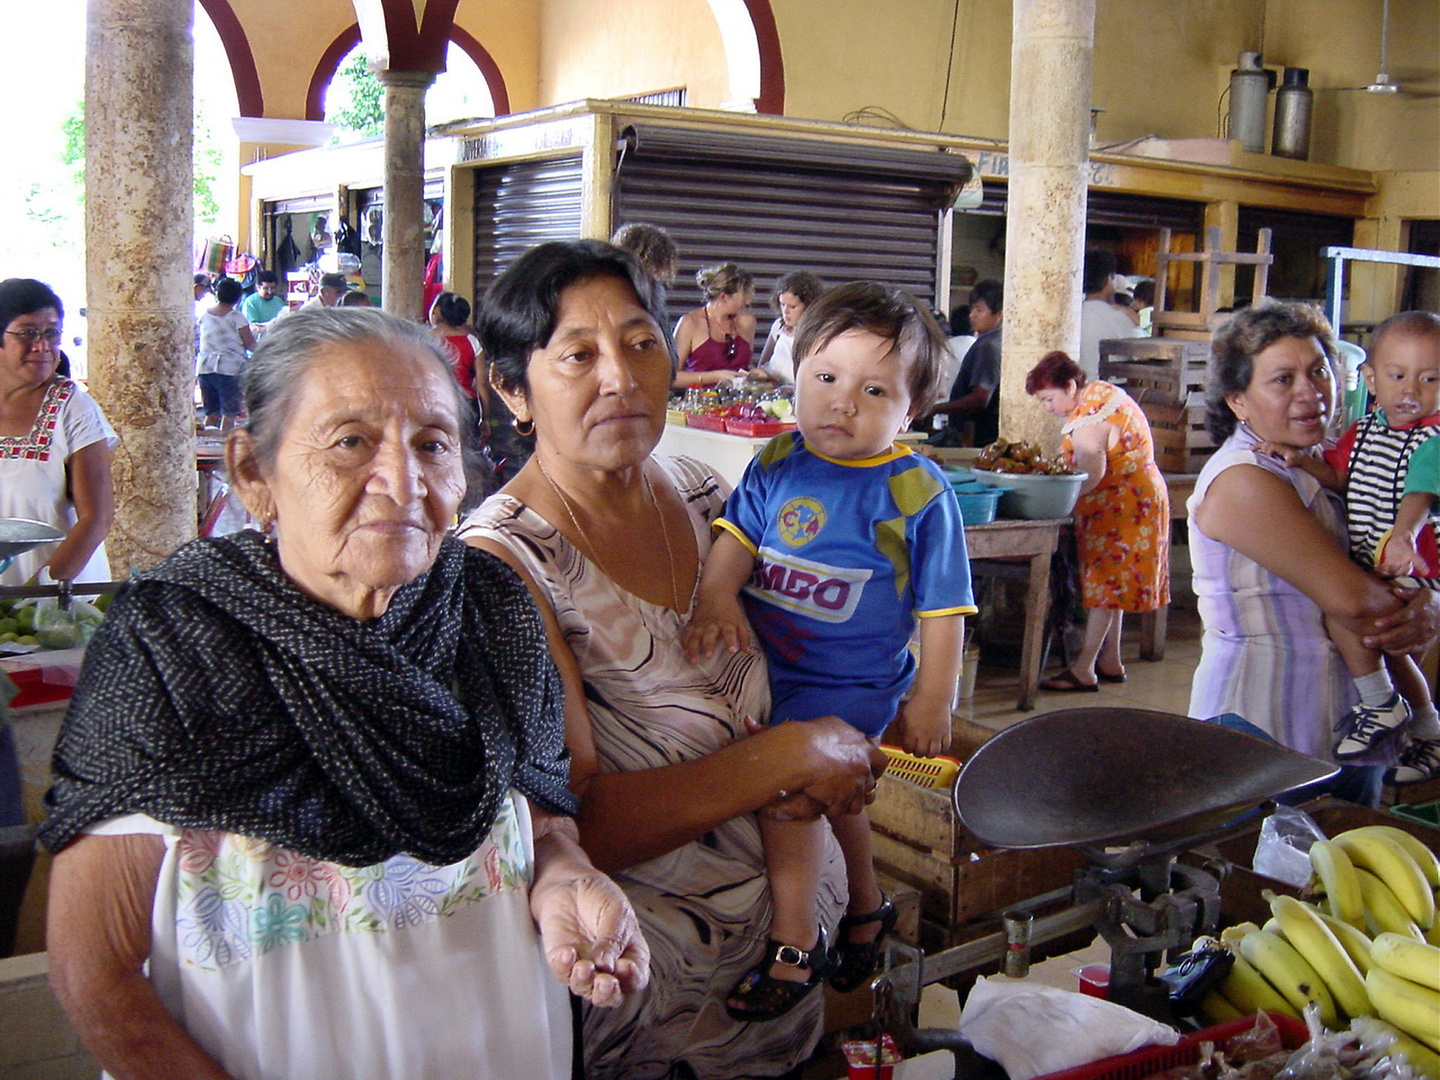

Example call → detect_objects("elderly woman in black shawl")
41 308 647 1080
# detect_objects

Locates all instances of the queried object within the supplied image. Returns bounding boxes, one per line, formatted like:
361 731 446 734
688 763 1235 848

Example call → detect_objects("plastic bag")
1253 804 1327 888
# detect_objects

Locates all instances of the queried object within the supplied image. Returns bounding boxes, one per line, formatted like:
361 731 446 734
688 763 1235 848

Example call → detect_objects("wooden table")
965 518 1065 710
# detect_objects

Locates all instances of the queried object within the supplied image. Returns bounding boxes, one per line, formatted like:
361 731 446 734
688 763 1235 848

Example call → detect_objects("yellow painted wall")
535 0 730 108
454 0 543 113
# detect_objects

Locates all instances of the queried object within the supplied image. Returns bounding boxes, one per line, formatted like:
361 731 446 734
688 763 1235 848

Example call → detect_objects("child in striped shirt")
1264 310 1440 783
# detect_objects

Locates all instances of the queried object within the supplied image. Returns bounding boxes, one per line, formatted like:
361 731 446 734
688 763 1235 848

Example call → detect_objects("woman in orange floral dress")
1027 351 1170 690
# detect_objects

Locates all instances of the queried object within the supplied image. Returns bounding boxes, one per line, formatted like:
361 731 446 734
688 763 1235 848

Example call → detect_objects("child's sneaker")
1386 735 1440 784
1333 694 1411 759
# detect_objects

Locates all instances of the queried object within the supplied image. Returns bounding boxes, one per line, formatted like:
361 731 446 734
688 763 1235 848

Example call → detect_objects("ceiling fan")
1339 0 1440 99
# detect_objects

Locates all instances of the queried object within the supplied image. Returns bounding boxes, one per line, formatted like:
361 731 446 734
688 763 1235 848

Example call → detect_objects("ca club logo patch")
777 496 825 548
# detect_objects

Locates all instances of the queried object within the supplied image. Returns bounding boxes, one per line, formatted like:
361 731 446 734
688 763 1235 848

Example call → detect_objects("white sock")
1411 703 1440 739
1355 669 1395 708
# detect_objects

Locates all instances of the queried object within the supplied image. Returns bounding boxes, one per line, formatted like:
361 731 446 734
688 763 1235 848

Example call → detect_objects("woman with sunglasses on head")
0 278 115 586
672 262 756 388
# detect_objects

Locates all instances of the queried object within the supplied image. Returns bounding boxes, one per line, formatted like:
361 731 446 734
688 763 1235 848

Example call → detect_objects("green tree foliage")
327 51 385 140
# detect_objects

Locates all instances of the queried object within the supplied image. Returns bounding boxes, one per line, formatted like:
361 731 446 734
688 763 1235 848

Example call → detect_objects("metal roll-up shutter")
954 183 1204 231
471 156 585 289
615 124 971 322
1085 191 1205 231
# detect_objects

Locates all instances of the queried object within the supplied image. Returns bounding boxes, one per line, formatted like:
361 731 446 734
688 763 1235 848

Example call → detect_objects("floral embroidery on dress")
173 795 529 971
0 379 72 462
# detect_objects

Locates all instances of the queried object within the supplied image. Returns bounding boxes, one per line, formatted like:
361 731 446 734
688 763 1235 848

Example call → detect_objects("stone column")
999 0 1095 446
378 69 436 322
85 0 197 574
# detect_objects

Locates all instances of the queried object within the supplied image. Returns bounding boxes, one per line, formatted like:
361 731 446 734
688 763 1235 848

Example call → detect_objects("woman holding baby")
1187 302 1440 806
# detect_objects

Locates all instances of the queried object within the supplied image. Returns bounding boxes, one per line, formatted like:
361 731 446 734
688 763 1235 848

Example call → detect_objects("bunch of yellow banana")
1309 826 1440 945
1200 825 1440 1076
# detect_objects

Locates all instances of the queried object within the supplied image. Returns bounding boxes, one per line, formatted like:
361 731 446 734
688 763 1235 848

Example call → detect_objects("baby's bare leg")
1325 613 1381 679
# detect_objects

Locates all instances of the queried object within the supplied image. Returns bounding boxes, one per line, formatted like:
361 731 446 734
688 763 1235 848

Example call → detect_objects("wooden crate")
868 769 1086 950
1101 338 1216 473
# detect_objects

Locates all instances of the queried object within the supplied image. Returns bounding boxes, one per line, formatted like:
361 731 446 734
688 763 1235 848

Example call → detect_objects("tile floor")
956 558 1202 739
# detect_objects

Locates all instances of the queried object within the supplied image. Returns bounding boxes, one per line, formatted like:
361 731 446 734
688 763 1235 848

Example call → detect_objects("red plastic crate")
724 418 797 437
1 662 75 708
1033 1013 1307 1080
684 413 729 432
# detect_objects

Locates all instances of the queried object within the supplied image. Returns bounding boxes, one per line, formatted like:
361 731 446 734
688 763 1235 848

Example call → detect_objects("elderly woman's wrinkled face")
510 274 672 473
259 340 465 619
1228 334 1335 449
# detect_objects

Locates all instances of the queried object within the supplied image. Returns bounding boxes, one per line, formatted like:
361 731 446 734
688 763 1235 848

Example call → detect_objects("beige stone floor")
956 560 1202 739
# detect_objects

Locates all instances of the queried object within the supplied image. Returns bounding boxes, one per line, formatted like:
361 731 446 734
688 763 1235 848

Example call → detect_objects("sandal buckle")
773 943 808 967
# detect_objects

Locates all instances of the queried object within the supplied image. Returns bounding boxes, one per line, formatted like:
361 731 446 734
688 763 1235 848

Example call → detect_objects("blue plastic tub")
951 485 1005 525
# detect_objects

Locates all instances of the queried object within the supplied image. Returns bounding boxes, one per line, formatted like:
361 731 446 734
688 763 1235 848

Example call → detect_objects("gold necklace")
532 457 686 611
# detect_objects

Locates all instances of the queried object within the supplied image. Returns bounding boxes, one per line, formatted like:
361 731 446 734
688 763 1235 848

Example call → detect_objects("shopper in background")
195 276 256 432
0 278 115 586
1077 250 1142 381
1027 351 1169 692
610 222 679 289
755 270 826 384
672 262 756 388
241 270 286 334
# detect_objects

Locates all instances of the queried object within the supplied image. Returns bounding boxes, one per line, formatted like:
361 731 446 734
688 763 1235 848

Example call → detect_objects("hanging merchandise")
335 220 361 258
423 253 444 319
364 205 384 246
198 235 236 277
276 216 303 275
224 253 260 291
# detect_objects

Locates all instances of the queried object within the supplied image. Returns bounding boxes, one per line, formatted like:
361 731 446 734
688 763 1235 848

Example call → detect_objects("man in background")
1078 250 1142 381
241 270 286 333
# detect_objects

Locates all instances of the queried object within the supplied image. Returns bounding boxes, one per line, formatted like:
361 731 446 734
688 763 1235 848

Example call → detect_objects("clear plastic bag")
1253 804 1328 888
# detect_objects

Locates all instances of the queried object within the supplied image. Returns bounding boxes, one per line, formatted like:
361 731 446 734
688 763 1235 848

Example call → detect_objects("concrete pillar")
999 0 1095 446
85 0 197 574
377 69 436 322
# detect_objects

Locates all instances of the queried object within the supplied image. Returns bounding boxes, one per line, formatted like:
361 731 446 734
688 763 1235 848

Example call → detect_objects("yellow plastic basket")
880 746 962 789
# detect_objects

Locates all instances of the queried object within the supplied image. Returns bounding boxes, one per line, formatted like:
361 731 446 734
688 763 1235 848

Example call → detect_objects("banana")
1268 893 1372 1021
1357 1017 1440 1079
1263 916 1282 936
1310 839 1366 927
1429 918 1440 948
1218 950 1302 1020
1239 928 1340 1029
1220 921 1261 951
1314 907 1374 974
1348 826 1440 889
1366 966 1440 1054
1356 867 1426 940
1198 989 1244 1025
1371 931 1440 992
1337 830 1437 930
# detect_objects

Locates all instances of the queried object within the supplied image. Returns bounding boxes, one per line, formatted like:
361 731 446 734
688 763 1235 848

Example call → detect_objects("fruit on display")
1239 927 1340 1028
1202 824 1440 1073
1355 867 1426 940
971 439 1076 476
1310 838 1366 927
1266 892 1370 1022
1336 830 1437 930
0 595 107 651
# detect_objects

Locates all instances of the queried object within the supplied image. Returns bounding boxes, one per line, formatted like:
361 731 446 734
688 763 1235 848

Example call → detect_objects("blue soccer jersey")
715 433 976 737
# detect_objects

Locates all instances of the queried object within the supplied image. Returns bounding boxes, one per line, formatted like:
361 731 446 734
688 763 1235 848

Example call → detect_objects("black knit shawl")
39 531 576 866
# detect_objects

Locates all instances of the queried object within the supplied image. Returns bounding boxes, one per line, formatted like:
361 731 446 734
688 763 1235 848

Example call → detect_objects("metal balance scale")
0 519 65 579
872 708 1337 1070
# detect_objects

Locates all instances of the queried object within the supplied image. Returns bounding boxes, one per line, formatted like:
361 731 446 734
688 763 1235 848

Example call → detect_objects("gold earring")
514 417 535 437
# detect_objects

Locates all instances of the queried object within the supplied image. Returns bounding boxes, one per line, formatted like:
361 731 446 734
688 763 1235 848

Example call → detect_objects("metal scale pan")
0 519 65 577
953 707 1337 855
